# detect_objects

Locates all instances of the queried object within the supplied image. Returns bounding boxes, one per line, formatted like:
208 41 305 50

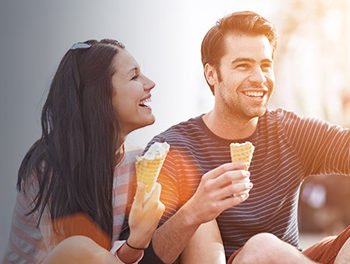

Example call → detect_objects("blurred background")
1 0 350 257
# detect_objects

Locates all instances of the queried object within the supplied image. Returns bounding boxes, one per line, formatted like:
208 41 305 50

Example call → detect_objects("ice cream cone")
136 142 170 193
230 142 255 170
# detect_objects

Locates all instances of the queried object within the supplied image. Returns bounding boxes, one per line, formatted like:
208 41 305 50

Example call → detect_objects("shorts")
228 226 350 264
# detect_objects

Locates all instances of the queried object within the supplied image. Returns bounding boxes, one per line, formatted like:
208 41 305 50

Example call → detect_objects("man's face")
213 33 275 120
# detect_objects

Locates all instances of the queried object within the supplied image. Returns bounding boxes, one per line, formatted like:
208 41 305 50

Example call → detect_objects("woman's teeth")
139 98 151 107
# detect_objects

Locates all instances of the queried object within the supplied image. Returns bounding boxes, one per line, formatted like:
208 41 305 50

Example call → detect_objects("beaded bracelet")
125 239 147 250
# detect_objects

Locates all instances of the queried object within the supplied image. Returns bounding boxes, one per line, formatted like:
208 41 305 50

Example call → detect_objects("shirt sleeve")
280 109 350 176
3 189 48 263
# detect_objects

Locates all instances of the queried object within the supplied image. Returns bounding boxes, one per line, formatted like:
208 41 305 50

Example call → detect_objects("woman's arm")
180 219 226 264
43 183 164 264
116 182 165 263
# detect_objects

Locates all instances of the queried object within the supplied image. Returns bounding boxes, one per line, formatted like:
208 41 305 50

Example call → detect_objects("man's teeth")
244 91 264 97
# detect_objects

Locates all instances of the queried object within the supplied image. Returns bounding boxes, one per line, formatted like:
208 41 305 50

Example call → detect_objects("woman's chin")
144 115 156 127
136 115 156 130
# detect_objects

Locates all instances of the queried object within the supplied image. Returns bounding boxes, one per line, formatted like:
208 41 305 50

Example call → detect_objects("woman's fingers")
134 183 146 206
147 183 165 215
150 182 162 202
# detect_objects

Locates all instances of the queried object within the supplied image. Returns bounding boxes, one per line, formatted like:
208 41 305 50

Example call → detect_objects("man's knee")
340 225 350 241
234 233 284 264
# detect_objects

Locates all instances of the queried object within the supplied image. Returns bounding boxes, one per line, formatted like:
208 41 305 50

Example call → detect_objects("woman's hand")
127 182 165 249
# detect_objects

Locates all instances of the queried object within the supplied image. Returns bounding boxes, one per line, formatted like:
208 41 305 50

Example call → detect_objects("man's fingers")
214 182 253 200
218 193 250 211
209 170 250 190
204 162 247 180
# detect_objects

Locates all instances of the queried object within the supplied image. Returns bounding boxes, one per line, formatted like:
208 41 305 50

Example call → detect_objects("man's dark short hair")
201 11 277 94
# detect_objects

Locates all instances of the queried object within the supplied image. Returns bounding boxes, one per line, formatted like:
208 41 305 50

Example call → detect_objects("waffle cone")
136 157 165 193
230 142 255 170
136 142 169 193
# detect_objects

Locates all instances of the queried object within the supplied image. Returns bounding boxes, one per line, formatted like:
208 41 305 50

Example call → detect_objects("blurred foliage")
271 0 350 124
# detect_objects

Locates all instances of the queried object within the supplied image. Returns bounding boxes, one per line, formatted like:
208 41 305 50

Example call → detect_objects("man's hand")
183 162 252 226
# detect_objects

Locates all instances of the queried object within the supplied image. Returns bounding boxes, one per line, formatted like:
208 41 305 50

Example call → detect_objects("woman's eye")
131 74 139 80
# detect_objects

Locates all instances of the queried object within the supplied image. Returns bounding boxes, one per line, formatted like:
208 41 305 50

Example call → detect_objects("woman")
3 39 164 264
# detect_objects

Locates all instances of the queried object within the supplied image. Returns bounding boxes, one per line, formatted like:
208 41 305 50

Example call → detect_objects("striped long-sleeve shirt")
145 108 350 260
2 149 141 264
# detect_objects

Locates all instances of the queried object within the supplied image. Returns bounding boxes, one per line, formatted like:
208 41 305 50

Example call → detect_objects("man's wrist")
178 201 202 229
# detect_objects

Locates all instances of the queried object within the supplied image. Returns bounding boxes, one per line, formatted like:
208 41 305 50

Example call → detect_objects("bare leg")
232 233 316 264
334 238 350 264
180 220 226 264
43 235 117 264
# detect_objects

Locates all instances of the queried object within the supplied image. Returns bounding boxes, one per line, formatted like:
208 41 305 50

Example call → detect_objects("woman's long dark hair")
17 39 125 246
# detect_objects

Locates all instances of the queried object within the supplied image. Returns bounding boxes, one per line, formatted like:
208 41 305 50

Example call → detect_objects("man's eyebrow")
231 57 273 64
261 59 273 64
231 57 255 64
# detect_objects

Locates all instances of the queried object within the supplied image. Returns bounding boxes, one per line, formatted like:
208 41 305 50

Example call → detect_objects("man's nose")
249 66 266 85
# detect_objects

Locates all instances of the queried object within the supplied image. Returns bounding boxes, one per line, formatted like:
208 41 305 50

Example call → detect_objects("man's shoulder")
154 115 203 141
264 108 327 135
264 108 302 123
146 115 204 152
266 107 293 117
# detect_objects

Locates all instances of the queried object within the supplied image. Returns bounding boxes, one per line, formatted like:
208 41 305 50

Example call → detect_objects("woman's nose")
144 76 155 91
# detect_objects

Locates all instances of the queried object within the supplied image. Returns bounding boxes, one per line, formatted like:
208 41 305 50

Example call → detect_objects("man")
139 11 350 263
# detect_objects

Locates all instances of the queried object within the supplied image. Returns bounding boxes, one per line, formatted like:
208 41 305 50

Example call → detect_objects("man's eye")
236 64 250 70
261 64 272 71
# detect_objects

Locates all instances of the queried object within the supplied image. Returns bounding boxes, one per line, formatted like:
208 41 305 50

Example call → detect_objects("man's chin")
246 108 267 119
257 108 267 117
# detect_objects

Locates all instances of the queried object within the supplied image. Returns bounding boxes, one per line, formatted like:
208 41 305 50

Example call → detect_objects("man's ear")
204 63 217 86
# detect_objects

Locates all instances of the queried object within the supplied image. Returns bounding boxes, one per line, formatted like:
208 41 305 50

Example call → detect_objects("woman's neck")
114 140 125 166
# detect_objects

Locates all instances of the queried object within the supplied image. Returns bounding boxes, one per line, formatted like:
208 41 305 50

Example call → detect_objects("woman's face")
111 49 155 136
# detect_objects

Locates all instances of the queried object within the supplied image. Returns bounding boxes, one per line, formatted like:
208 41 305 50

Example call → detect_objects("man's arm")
150 162 253 263
279 109 350 175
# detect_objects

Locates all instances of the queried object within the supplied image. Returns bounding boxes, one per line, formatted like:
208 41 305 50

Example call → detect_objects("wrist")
178 201 202 228
127 233 151 249
126 239 148 250
116 242 144 264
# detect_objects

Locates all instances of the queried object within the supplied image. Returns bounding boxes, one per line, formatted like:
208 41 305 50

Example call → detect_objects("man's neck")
202 109 259 140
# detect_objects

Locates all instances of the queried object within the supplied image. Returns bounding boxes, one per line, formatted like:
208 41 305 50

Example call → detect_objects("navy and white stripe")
146 108 350 259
